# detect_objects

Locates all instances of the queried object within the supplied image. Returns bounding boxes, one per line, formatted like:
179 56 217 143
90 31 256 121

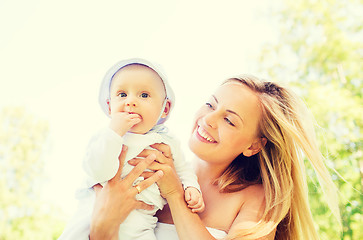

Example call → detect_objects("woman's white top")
155 222 227 240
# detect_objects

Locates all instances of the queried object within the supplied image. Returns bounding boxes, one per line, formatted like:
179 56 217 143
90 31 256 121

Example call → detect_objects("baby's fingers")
187 197 199 206
128 114 142 121
126 115 141 127
191 201 205 213
188 195 204 208
129 118 141 127
190 196 205 213
184 190 191 202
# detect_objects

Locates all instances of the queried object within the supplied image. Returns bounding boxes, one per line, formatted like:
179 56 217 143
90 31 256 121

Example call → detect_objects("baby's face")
108 64 167 134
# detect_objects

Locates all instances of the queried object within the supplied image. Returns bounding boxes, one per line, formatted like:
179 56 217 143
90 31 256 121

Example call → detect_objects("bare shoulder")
242 184 266 218
229 184 266 230
244 184 264 194
229 184 276 239
240 184 265 204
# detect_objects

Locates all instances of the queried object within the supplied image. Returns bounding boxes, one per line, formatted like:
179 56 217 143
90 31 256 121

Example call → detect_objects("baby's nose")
126 102 136 107
125 97 137 107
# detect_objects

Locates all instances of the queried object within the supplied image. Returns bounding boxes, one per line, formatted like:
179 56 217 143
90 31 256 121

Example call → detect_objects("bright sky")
0 0 278 217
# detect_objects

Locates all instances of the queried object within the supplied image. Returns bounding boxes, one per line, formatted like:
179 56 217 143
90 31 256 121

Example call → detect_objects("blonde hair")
216 75 341 240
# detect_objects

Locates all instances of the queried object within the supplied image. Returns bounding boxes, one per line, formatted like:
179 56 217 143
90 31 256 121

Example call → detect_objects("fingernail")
157 170 164 177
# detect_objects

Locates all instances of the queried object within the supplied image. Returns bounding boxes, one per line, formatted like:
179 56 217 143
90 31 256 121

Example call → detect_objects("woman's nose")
203 111 217 129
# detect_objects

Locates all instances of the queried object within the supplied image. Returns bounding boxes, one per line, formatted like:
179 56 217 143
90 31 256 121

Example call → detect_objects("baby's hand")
184 187 205 213
109 112 141 136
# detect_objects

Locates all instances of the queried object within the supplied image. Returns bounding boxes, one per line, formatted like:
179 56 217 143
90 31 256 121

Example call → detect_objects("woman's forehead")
214 82 261 121
215 81 257 100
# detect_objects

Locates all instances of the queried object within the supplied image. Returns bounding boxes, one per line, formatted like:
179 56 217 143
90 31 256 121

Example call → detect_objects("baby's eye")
224 118 235 126
140 93 149 98
118 92 127 97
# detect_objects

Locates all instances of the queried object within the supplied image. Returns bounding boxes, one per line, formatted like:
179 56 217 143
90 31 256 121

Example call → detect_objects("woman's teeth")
197 127 215 142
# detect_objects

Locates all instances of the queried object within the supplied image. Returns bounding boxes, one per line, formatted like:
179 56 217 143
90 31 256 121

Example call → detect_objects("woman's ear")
161 100 171 119
243 137 267 157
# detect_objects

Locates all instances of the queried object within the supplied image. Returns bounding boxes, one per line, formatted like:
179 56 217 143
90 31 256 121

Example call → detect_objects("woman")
90 75 340 240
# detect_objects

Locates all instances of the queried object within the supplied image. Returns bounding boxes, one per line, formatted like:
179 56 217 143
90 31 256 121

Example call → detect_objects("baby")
59 58 204 240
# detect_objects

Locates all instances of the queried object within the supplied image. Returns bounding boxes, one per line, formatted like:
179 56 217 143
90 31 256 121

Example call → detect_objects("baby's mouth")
128 112 142 120
128 111 140 116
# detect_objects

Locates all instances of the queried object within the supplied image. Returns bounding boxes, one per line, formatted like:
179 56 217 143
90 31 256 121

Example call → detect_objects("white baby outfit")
86 124 200 240
58 124 200 240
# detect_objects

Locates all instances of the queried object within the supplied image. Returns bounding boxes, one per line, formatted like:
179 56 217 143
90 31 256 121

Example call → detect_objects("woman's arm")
133 144 277 240
166 185 275 240
165 190 216 239
89 145 164 240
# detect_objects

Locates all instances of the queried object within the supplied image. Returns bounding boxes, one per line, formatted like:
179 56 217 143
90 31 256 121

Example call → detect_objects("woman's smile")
195 125 217 143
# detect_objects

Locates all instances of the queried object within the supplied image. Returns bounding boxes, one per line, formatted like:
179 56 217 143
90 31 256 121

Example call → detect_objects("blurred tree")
0 107 64 240
257 0 362 239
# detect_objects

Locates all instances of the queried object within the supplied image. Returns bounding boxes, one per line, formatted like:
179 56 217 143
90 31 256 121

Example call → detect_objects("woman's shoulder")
228 184 266 232
237 184 265 201
238 184 265 213
216 184 265 211
243 184 264 196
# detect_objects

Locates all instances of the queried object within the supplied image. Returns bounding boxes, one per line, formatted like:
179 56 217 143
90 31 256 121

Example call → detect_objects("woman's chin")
189 133 206 156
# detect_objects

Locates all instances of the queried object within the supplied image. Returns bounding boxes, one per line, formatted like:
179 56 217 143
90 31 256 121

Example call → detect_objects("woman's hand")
90 145 164 240
128 143 184 200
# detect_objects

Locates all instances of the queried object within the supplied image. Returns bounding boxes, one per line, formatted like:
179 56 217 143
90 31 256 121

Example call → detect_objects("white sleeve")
170 139 201 192
82 127 124 184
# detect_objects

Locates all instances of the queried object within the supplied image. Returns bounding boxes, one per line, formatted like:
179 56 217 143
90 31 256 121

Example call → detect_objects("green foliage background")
0 108 65 240
257 0 363 239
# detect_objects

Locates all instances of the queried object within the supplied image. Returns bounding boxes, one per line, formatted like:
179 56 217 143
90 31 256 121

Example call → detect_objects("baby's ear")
107 99 111 116
161 99 172 118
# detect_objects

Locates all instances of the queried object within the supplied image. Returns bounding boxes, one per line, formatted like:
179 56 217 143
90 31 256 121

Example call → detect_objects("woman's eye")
118 92 127 97
206 102 213 109
225 118 235 126
140 93 149 98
